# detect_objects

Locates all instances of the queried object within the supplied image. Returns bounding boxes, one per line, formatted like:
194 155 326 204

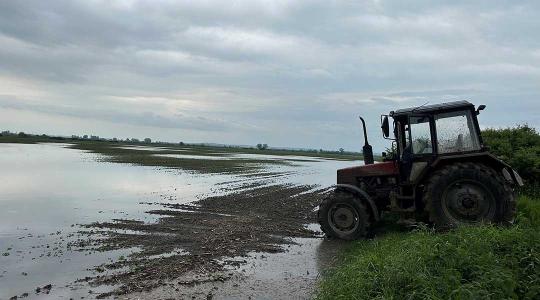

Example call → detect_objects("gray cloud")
0 0 539 151
0 96 256 132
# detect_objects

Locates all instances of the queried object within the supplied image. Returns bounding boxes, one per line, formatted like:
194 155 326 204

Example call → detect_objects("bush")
482 125 540 186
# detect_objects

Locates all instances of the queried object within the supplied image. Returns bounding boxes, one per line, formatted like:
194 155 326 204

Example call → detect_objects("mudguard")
335 184 380 221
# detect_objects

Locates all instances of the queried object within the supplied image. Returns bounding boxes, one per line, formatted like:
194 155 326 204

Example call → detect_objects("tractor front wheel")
318 190 370 240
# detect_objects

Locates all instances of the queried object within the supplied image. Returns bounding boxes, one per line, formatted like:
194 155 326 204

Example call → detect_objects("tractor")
318 101 524 240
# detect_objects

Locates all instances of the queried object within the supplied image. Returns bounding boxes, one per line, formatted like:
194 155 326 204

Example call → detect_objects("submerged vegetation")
318 125 540 299
0 130 362 175
69 141 292 174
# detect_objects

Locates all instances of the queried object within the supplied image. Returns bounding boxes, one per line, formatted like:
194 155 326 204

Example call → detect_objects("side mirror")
476 105 486 115
381 116 390 138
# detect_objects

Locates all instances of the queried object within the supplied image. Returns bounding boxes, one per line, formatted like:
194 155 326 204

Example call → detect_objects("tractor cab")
337 101 487 189
384 101 484 184
320 101 523 240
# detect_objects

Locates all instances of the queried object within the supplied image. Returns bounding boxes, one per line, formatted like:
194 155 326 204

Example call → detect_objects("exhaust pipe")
359 117 374 165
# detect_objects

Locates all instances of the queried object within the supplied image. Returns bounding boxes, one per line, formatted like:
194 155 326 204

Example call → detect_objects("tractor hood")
337 161 398 185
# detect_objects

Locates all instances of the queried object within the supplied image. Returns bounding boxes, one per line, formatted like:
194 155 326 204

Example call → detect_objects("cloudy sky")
0 0 539 151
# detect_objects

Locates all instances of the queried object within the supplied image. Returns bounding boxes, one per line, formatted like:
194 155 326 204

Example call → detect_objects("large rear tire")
317 190 370 240
424 162 515 229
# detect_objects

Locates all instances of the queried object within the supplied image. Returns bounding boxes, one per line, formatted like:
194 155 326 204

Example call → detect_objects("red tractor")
318 101 524 240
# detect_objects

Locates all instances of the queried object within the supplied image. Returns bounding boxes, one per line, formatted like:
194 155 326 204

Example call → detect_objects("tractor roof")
390 100 474 117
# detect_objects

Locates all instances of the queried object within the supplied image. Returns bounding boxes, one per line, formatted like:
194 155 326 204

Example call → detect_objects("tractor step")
390 192 416 212
391 206 416 212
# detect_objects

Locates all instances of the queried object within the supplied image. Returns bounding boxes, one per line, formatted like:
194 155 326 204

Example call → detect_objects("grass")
317 195 540 300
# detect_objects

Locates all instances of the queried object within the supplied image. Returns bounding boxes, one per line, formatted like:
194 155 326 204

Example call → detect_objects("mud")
71 184 328 298
121 237 347 300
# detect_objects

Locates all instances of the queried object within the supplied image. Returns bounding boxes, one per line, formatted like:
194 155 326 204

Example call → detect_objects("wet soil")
71 184 328 298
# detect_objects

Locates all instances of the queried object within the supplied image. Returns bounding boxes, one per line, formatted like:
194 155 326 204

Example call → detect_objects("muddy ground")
70 183 329 298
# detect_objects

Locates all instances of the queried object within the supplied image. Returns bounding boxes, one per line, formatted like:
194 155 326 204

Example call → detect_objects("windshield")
435 110 480 153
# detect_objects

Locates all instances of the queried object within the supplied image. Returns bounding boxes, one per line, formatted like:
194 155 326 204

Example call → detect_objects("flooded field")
0 142 361 299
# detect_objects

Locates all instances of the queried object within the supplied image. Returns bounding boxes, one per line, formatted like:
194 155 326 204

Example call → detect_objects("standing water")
0 143 361 299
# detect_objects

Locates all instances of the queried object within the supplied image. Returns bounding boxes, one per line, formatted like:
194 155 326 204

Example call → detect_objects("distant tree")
18 132 27 137
179 141 185 146
144 138 152 143
83 135 88 139
339 148 345 154
257 143 263 150
263 143 268 150
131 138 140 143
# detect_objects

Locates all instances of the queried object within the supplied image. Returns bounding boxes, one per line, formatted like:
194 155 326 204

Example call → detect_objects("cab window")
435 110 480 153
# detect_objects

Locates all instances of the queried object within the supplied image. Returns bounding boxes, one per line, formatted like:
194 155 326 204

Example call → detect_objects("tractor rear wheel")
424 162 515 229
318 190 370 240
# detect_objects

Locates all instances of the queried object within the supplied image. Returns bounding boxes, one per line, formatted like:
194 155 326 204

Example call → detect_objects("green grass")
317 196 540 300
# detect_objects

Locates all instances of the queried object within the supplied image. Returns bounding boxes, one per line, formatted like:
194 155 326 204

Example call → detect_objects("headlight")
513 170 525 186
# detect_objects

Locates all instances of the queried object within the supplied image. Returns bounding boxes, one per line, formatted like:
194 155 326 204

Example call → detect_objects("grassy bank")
317 195 540 300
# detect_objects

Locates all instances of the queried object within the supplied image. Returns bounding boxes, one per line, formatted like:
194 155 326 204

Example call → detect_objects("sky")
0 0 539 152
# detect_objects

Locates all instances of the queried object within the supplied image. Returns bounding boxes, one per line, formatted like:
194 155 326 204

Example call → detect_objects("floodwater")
0 143 361 299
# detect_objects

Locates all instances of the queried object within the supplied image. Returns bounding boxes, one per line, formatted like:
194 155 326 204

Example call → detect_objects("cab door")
401 115 435 184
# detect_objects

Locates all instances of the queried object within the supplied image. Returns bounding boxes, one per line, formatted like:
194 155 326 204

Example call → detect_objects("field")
0 134 361 162
1 126 538 300
0 136 358 299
